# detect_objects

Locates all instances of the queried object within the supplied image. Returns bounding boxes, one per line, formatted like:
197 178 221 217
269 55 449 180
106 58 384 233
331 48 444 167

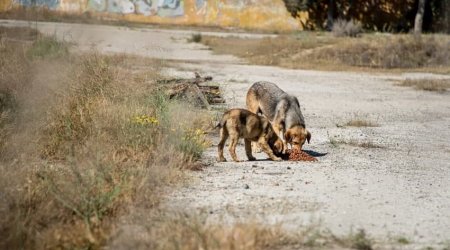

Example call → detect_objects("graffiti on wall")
8 0 299 30
15 0 60 9
12 0 183 17
87 0 183 16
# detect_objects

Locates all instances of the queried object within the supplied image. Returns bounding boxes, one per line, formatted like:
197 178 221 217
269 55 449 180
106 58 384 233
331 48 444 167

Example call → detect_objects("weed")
327 132 340 147
329 137 384 149
0 26 39 40
347 229 373 250
317 35 450 69
188 33 203 43
177 128 209 160
400 78 450 92
345 119 379 127
202 33 450 72
332 19 363 37
0 29 210 249
396 236 410 244
40 53 115 160
27 35 69 59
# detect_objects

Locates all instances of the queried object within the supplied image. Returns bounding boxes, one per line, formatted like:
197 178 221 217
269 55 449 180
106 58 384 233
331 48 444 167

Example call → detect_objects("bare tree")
414 0 427 34
326 0 334 30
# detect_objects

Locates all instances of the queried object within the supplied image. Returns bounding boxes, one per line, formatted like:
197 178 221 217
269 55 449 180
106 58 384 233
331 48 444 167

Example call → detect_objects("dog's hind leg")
217 128 228 162
244 139 256 161
246 89 260 113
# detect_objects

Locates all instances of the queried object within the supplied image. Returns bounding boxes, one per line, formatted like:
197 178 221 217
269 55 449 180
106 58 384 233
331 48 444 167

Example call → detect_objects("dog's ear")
306 130 311 144
285 130 292 143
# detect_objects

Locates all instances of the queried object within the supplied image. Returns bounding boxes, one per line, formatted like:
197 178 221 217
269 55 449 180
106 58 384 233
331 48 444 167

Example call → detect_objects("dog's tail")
215 112 229 129
215 119 226 129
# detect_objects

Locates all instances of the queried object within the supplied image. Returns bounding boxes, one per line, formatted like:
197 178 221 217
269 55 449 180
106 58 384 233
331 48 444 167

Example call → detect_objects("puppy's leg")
228 135 240 162
217 127 228 162
244 139 256 161
258 138 282 161
251 141 262 153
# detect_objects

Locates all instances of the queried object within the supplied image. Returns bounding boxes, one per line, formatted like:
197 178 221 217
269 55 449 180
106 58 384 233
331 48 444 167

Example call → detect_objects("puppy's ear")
285 130 292 143
306 130 311 144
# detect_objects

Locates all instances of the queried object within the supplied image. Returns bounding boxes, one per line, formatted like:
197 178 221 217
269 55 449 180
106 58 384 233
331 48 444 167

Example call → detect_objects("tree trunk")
414 0 426 34
326 0 334 30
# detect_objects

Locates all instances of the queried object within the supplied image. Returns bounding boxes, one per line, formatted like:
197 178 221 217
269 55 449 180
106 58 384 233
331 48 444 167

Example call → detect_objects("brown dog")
246 81 311 151
217 108 283 162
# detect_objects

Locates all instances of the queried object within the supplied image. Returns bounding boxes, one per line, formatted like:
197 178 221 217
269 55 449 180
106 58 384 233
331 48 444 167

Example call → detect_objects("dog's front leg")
258 138 282 161
251 141 262 153
273 124 288 154
279 128 289 154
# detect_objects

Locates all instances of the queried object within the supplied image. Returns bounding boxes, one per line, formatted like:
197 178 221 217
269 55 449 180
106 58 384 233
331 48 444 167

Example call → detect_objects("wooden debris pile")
158 72 225 109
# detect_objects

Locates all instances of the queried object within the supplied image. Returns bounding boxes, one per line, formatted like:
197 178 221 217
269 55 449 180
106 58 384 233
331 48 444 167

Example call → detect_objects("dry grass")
0 28 212 249
344 119 379 127
0 26 39 40
203 34 334 67
202 33 450 72
109 210 380 250
332 19 363 37
399 78 450 92
329 137 384 149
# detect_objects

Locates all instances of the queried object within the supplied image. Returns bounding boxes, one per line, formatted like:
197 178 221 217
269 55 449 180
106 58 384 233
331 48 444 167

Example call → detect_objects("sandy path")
2 20 450 248
167 63 450 248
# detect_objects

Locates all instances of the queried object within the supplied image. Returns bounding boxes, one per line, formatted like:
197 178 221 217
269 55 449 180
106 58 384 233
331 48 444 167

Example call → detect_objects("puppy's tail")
215 113 228 129
215 119 226 129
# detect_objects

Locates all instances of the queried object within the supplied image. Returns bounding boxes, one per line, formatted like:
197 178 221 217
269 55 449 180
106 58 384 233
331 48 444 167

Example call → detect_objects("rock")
244 184 250 189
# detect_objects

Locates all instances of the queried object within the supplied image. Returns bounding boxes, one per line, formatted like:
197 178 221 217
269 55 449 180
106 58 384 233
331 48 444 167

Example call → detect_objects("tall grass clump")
400 78 450 92
0 37 32 158
0 28 211 249
40 53 116 160
27 34 69 59
188 33 203 43
315 35 450 69
332 19 363 37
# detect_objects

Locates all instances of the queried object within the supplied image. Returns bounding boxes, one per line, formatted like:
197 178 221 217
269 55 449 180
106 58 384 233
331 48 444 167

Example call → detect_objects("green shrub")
27 35 69 59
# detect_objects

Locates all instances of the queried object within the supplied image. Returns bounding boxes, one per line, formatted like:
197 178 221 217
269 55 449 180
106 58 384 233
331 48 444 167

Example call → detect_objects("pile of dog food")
282 148 317 162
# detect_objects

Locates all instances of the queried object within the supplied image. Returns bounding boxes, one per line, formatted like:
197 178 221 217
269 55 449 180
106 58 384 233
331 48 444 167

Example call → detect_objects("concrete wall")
1 0 300 31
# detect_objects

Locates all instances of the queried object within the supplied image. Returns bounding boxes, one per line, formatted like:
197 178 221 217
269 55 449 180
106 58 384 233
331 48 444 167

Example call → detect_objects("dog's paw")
217 157 227 162
252 147 262 153
272 157 282 161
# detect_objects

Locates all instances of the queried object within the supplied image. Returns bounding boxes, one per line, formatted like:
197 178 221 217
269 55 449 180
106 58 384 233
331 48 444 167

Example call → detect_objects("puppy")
246 81 311 151
217 108 283 162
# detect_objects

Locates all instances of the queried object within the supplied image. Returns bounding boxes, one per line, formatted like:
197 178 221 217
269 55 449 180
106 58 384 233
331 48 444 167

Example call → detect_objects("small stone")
252 164 258 168
244 184 250 189
287 166 291 170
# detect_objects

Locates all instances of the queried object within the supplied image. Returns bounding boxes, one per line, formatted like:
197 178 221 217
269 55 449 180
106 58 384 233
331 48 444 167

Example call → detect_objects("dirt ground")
2 20 450 249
